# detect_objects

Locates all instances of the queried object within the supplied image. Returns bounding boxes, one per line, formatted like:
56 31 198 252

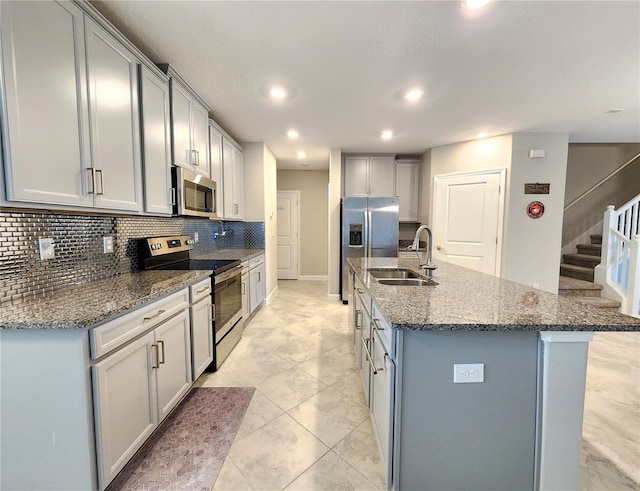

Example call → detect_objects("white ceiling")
91 1 640 171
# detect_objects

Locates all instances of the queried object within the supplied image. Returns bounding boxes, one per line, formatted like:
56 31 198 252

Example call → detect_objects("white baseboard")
265 285 278 305
328 293 341 301
298 275 329 281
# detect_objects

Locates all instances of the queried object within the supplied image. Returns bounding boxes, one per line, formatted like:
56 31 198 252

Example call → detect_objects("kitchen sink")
377 278 438 286
367 268 423 279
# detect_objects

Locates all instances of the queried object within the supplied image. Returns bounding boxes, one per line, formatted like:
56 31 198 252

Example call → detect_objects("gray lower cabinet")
249 255 265 314
190 279 214 380
0 1 143 212
92 299 192 490
139 65 172 215
92 331 157 489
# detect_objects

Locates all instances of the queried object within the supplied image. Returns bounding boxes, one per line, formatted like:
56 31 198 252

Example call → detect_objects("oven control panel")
145 235 194 256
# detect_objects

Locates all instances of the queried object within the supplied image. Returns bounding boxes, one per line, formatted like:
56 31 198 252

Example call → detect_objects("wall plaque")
524 183 550 194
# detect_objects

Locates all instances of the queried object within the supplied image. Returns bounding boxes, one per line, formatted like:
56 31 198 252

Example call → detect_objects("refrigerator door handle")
366 210 372 257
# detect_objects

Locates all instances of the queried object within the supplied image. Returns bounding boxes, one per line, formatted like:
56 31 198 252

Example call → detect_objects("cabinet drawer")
249 254 264 269
372 303 393 357
90 289 189 359
355 277 371 315
189 278 211 304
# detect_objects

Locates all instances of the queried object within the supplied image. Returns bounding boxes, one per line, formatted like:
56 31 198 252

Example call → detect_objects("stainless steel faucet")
410 225 437 277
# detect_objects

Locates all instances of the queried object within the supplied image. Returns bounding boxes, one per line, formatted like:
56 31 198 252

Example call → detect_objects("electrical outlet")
532 282 540 289
38 237 55 260
194 232 199 243
103 236 114 254
454 363 484 383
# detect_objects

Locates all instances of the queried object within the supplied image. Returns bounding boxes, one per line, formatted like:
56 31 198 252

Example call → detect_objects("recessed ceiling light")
297 151 306 159
287 130 299 138
606 109 624 113
404 88 424 101
465 0 489 9
381 130 393 140
270 87 287 100
476 132 489 139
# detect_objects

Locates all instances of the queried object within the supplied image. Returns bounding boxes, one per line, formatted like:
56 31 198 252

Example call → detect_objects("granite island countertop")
349 257 640 332
0 269 212 330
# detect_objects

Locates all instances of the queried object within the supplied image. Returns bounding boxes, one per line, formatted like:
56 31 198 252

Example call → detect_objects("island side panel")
0 329 97 490
397 330 538 490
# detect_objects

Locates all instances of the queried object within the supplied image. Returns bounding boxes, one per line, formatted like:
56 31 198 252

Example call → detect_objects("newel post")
627 235 640 318
601 205 617 269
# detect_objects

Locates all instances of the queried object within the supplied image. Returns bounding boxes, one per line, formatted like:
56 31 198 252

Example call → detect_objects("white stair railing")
595 195 640 318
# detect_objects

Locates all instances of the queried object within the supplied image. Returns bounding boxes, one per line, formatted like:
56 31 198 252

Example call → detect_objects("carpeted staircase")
558 234 621 310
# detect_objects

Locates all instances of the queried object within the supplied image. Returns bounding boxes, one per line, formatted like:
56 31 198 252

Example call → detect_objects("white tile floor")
196 280 384 490
196 280 640 490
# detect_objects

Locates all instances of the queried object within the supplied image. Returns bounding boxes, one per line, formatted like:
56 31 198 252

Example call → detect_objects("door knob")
436 246 443 250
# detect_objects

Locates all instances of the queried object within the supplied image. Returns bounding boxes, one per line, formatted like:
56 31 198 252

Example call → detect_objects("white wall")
242 142 278 301
505 134 568 293
328 148 342 297
428 133 568 293
277 170 329 277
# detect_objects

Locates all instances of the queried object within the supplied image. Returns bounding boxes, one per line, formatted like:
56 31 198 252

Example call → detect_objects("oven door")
214 266 243 339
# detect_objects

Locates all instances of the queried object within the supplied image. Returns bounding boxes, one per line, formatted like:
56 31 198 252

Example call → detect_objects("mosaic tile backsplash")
0 211 264 303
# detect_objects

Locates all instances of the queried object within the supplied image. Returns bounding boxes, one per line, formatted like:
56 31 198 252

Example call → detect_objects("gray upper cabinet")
209 121 224 217
84 17 143 212
0 1 143 212
344 155 395 197
162 66 211 178
139 65 172 215
395 160 421 222
0 1 93 207
222 137 244 220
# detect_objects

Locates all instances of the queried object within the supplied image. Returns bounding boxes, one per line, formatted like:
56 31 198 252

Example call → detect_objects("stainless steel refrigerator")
341 196 399 302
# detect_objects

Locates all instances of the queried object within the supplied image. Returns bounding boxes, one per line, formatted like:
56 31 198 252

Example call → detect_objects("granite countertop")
0 270 212 330
349 257 640 332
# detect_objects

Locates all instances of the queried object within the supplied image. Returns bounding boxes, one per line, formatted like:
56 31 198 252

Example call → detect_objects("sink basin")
377 278 438 286
367 268 422 279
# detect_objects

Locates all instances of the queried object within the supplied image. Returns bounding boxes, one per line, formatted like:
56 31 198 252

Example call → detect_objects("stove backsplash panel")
0 211 265 303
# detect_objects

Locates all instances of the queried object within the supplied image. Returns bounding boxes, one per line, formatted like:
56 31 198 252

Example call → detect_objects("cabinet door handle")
157 340 165 365
355 309 363 329
192 149 198 166
361 336 379 375
209 304 215 322
86 168 96 194
144 309 166 321
95 169 105 195
234 203 238 215
241 283 246 295
196 150 200 167
169 187 176 206
372 318 385 331
151 343 159 369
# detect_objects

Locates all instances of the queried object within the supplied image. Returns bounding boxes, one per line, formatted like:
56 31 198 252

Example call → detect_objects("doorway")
432 169 506 276
277 190 300 279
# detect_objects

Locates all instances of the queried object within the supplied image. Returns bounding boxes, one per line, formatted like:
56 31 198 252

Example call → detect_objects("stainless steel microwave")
172 167 218 218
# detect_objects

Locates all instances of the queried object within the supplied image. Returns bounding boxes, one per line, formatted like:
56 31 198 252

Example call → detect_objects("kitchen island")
348 257 640 491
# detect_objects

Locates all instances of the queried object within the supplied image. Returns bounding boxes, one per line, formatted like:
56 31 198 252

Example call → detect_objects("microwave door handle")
170 187 176 206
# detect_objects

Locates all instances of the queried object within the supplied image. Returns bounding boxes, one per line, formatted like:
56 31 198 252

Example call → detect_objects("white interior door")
433 170 505 276
277 191 299 279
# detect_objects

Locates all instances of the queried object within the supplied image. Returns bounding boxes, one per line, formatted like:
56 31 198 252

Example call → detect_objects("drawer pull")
144 309 166 321
355 309 363 329
372 318 385 331
357 288 364 294
196 287 209 294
